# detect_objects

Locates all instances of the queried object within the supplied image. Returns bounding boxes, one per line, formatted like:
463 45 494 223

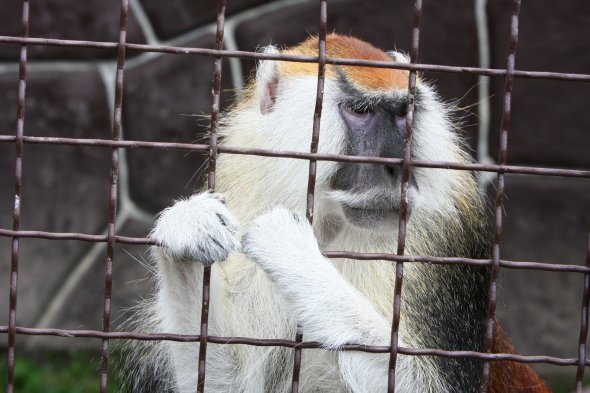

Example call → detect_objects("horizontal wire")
0 135 588 178
0 36 589 82
0 228 587 274
0 325 585 367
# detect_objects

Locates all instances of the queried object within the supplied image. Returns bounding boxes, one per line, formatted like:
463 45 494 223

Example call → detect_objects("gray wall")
0 0 589 379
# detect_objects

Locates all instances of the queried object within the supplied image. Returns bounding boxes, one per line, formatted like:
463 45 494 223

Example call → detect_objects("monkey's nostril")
385 165 396 179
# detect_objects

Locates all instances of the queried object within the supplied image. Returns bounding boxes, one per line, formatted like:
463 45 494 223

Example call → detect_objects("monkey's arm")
151 191 240 329
150 191 240 390
242 207 395 393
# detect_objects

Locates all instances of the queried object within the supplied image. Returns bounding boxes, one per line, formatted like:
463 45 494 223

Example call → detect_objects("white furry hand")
242 207 322 275
151 191 240 264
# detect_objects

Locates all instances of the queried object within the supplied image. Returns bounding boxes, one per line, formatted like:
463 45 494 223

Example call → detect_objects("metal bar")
3 228 590 275
1 325 588 367
479 1 521 391
289 2 328 392
575 233 590 392
98 0 129 391
1 227 590 273
197 1 227 391
323 252 590 275
0 135 589 179
304 0 328 227
1 35 590 83
388 0 423 391
0 229 157 244
5 1 29 392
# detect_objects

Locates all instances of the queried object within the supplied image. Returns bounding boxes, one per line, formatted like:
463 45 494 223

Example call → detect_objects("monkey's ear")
256 45 280 115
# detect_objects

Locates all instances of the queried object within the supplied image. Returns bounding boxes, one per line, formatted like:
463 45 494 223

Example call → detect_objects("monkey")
124 34 551 393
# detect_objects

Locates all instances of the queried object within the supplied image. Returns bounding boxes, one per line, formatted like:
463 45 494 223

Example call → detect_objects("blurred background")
0 0 589 391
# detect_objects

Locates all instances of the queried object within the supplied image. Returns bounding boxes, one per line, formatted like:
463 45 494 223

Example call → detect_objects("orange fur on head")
281 34 409 91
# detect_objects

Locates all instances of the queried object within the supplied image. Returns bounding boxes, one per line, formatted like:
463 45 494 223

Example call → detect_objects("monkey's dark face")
329 91 419 230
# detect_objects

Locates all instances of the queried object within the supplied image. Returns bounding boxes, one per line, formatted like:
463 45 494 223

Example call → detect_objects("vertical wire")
304 0 328 225
575 233 590 392
478 0 521 391
99 0 129 391
6 1 29 392
386 0 423 391
197 0 227 391
291 2 328 391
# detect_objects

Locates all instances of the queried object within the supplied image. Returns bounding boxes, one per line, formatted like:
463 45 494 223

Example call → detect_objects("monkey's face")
231 34 468 233
322 79 464 234
327 87 419 230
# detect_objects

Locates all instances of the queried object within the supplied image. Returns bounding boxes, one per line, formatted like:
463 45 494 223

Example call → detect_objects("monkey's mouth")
341 204 401 230
329 181 418 231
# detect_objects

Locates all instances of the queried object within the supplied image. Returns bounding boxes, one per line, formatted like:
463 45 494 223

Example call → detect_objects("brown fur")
490 322 552 392
282 34 409 91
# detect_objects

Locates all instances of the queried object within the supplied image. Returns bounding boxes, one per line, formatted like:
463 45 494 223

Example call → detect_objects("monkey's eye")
350 106 373 115
341 104 374 122
397 104 408 117
395 105 408 133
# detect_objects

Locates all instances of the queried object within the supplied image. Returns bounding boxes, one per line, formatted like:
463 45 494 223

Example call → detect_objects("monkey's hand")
243 208 391 392
242 207 389 349
151 191 240 265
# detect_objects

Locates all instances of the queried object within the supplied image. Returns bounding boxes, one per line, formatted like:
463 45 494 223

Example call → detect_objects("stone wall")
0 0 589 379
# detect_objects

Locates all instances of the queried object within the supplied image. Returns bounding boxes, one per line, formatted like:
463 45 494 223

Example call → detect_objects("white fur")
242 207 422 393
138 46 471 392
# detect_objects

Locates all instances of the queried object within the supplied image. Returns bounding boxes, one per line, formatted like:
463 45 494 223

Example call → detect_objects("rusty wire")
1 0 590 392
576 234 590 391
1 226 590 274
0 135 589 179
387 0 423 391
479 0 522 391
1 35 590 83
291 1 328 391
196 0 228 391
6 1 29 392
97 1 130 391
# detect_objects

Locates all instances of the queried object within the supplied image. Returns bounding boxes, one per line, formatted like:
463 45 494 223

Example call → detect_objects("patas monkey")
126 35 550 393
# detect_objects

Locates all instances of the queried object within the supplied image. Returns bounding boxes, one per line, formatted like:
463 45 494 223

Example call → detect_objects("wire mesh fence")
1 0 590 392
